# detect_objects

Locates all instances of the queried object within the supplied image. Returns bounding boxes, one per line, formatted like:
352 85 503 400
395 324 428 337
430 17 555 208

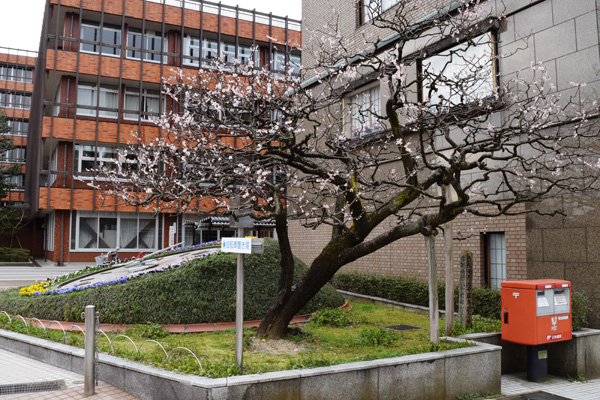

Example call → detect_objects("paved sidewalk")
499 372 600 400
0 349 138 399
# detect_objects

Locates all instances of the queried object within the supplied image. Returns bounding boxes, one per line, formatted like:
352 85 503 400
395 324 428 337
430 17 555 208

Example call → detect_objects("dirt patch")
249 338 307 355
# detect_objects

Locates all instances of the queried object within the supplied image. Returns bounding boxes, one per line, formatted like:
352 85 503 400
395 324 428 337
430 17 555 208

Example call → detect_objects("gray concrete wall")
464 329 600 379
0 329 501 400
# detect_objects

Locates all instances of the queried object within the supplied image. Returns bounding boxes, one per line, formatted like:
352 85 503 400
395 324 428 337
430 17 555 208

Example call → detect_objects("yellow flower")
19 281 52 296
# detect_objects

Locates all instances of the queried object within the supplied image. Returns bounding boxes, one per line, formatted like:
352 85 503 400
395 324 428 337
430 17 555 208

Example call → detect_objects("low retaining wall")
0 329 501 400
462 329 600 379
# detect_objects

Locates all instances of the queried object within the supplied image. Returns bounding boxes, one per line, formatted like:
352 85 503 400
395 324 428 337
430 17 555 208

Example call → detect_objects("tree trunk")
256 208 296 337
257 244 344 338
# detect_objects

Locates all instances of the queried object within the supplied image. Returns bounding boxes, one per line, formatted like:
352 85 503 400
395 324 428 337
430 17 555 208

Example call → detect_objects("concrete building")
0 47 42 253
292 0 600 325
25 0 300 263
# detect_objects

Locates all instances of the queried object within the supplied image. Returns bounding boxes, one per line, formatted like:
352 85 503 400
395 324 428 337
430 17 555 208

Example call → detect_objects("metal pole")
235 227 245 373
83 305 96 396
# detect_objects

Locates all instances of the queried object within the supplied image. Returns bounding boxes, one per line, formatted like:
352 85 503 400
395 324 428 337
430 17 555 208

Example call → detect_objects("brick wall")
289 203 527 287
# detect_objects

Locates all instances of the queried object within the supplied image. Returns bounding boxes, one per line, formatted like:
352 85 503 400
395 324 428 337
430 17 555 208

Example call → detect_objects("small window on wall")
421 32 496 110
344 84 382 138
486 232 506 290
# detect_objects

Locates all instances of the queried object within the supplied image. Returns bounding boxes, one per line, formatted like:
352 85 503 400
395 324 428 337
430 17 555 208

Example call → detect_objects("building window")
184 36 219 66
271 51 301 74
486 232 506 290
126 29 167 63
6 174 24 189
3 120 29 136
361 0 401 24
74 144 137 178
124 88 162 121
0 92 31 109
1 146 26 163
421 32 496 109
80 22 122 57
45 212 55 252
0 65 33 83
344 85 381 138
77 83 119 118
73 211 158 250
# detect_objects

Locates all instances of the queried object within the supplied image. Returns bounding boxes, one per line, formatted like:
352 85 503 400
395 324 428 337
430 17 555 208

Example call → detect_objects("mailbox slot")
536 289 554 317
553 288 570 314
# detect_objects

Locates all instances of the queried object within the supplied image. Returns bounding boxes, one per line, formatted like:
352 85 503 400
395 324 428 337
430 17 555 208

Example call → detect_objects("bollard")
83 305 96 397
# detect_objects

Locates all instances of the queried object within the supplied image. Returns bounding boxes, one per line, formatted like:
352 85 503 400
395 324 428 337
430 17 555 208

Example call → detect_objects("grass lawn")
0 300 487 378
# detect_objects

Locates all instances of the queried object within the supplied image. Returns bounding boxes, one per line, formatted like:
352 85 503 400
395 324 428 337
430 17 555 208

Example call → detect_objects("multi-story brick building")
0 47 43 253
25 0 300 263
294 0 600 325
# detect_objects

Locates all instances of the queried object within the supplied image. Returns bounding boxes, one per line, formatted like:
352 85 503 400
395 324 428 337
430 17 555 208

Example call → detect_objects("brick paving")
500 372 600 400
0 349 138 400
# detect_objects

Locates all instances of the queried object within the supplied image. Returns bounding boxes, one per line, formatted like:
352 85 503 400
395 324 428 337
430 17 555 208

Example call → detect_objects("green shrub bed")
0 239 344 324
0 247 30 262
332 272 501 320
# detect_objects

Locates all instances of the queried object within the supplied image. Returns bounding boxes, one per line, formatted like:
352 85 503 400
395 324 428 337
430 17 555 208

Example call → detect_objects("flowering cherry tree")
96 0 600 338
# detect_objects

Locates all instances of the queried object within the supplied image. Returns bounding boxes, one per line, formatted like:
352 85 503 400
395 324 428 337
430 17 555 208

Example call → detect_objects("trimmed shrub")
0 247 30 262
332 272 501 320
572 291 591 332
0 239 344 324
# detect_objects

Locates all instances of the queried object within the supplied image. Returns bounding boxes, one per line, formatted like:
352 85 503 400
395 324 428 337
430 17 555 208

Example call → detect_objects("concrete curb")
0 262 35 267
0 328 501 400
7 301 352 334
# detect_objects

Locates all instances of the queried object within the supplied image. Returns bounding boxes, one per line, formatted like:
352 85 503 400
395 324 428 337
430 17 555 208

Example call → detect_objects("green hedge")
332 272 501 320
0 248 30 262
0 239 345 324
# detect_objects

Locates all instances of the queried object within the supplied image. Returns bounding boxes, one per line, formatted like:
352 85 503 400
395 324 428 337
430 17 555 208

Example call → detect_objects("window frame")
80 21 122 57
359 0 401 25
73 144 138 180
271 51 301 74
419 31 498 111
71 211 159 251
76 83 119 119
0 65 33 83
343 83 382 139
0 92 32 110
485 232 506 290
123 87 163 121
126 29 167 63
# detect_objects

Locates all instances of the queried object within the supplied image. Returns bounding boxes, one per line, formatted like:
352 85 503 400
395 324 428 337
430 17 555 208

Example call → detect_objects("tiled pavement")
0 349 138 399
499 372 600 400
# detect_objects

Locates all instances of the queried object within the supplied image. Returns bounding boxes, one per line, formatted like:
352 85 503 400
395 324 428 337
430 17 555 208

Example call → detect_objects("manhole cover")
384 325 423 331
0 380 64 395
503 392 571 400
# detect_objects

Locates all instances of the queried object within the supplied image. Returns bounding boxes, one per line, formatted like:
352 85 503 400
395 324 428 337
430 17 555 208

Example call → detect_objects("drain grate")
503 392 572 400
0 380 64 396
384 325 423 331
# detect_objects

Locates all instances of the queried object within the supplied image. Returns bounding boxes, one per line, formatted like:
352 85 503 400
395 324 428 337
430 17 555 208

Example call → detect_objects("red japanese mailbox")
501 279 572 345
501 279 572 382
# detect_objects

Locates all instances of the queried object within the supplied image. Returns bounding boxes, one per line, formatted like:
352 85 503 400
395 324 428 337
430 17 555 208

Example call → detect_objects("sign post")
221 219 263 373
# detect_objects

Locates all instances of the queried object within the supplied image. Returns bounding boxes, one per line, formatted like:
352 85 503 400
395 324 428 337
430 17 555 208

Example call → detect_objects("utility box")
501 279 572 345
